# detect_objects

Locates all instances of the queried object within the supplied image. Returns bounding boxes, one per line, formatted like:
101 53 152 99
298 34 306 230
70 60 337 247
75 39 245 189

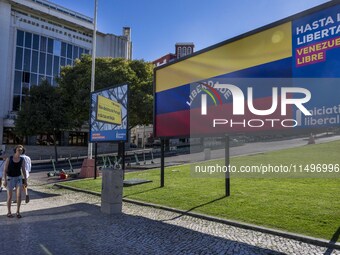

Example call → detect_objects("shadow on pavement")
1 202 286 255
324 226 340 255
0 188 60 204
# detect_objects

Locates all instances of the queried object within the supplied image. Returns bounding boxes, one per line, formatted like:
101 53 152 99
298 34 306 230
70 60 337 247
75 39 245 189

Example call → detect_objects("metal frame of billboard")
89 83 129 143
153 1 340 139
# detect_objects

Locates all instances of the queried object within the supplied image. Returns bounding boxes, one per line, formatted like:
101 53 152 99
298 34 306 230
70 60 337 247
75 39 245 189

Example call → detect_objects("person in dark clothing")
3 145 27 218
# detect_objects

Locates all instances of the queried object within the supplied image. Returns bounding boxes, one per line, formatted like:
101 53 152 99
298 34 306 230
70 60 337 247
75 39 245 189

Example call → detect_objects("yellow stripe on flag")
156 22 292 92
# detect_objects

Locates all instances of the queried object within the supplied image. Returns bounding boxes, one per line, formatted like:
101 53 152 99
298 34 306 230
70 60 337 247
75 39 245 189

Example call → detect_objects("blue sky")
48 0 330 62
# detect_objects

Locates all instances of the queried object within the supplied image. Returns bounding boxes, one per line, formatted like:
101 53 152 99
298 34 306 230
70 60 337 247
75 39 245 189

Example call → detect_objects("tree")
15 80 69 161
58 56 154 130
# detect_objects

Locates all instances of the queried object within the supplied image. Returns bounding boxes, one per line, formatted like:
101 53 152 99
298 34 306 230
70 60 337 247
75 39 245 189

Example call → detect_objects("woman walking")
3 145 27 218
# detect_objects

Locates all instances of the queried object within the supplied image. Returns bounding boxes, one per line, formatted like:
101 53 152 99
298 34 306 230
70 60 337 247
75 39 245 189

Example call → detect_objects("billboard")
90 84 128 142
96 95 122 125
154 2 340 138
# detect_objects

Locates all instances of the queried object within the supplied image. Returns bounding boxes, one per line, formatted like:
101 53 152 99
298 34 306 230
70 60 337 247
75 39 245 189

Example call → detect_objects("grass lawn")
61 141 340 240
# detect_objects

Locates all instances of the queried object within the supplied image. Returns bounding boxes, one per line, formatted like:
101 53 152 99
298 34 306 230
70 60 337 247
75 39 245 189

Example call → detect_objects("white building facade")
0 0 132 145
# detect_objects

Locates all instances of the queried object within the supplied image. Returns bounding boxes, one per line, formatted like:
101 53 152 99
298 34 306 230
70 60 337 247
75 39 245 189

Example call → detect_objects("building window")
53 40 61 56
67 44 73 59
22 72 30 83
182 47 186 56
23 49 31 72
60 57 66 67
12 29 91 110
14 71 22 94
31 50 38 73
73 46 79 59
12 95 21 111
47 38 53 54
17 30 24 46
53 56 59 76
39 52 46 74
46 54 53 75
15 47 23 70
21 82 29 96
61 42 66 57
68 132 87 146
24 32 32 48
40 36 47 52
31 74 38 86
33 34 39 50
177 46 181 58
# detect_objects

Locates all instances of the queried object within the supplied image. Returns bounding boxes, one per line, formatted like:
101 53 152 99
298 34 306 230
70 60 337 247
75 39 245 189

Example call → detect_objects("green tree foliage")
15 80 68 160
58 56 153 130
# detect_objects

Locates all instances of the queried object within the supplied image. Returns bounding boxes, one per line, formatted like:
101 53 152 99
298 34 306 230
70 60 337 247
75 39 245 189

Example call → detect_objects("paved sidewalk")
1 177 339 255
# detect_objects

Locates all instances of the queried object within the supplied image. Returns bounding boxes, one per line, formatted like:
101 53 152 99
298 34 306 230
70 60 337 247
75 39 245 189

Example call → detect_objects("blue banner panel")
292 5 340 77
90 129 127 142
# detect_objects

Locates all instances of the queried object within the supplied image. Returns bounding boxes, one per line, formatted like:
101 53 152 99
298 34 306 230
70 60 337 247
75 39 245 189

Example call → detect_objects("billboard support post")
122 142 126 179
160 138 165 187
94 142 98 179
225 135 230 197
118 142 126 179
88 0 98 159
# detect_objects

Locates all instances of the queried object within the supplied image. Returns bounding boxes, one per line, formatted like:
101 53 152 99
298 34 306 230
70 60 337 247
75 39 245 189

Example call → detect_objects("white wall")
97 33 129 59
0 0 12 145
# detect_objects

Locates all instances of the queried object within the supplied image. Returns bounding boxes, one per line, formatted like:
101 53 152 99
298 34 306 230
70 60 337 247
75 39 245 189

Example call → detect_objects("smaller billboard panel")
96 95 122 125
90 84 128 142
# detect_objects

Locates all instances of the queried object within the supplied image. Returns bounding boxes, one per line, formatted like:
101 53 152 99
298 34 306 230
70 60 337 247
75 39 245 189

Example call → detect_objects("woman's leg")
7 189 12 215
23 178 29 203
16 184 22 214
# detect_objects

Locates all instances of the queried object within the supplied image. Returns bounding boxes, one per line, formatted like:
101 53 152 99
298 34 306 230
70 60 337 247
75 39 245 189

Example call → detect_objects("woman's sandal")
7 213 14 218
16 213 22 219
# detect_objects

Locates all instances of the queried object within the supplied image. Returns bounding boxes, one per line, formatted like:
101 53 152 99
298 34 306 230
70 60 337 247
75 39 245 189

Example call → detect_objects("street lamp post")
88 0 98 159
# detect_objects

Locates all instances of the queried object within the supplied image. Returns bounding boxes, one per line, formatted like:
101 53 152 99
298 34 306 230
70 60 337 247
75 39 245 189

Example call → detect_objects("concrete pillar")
101 167 123 214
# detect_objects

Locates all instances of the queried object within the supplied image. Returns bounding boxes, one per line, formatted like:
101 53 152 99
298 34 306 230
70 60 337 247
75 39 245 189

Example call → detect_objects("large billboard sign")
90 84 128 142
154 2 340 138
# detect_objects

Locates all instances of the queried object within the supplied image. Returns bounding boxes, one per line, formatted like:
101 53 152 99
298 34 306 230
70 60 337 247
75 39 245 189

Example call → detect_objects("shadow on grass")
162 196 226 222
324 226 340 255
123 187 161 198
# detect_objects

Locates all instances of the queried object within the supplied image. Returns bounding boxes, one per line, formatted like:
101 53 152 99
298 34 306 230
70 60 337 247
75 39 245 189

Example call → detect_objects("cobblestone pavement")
1 178 339 255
